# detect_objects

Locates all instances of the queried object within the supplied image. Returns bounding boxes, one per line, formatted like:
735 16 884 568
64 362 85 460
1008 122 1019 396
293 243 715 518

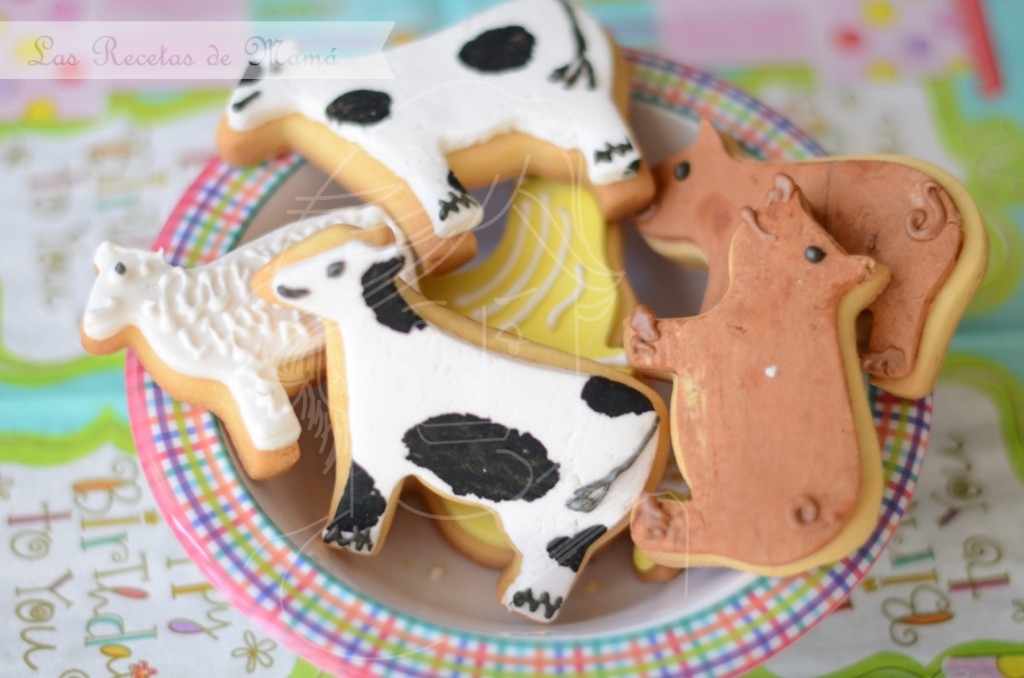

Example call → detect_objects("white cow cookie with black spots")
218 0 654 275
80 206 414 480
253 224 669 623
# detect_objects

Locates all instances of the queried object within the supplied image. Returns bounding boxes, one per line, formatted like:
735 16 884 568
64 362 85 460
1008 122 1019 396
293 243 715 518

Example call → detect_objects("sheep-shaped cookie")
80 206 412 480
219 0 654 274
252 224 668 623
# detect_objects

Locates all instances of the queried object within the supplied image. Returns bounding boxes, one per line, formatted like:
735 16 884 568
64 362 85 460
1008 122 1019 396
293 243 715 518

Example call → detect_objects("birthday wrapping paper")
1 0 1023 675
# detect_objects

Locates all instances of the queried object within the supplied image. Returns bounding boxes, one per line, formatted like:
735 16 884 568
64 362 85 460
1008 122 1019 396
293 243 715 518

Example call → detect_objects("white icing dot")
765 364 779 378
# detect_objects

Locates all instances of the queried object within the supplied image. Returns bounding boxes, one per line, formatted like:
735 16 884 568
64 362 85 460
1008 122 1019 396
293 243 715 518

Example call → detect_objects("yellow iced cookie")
422 176 634 364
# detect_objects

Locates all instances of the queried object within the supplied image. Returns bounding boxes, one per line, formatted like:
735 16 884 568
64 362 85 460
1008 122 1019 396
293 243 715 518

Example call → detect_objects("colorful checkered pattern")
626 50 825 161
125 53 931 678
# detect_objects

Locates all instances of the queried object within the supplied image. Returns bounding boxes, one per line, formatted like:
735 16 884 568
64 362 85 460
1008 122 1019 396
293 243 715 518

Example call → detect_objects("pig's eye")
805 246 826 264
327 261 345 278
674 161 691 181
114 262 127 275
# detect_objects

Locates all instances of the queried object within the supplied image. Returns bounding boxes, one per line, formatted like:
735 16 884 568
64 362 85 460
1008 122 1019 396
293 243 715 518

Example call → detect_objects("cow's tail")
566 415 660 513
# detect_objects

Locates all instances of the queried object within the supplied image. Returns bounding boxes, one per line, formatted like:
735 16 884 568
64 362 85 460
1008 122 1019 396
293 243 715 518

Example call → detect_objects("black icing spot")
323 462 387 551
327 261 345 278
403 413 559 502
114 262 126 275
447 170 468 194
231 90 261 113
546 525 607 572
674 161 691 181
511 589 563 620
581 376 654 417
594 139 635 164
325 90 392 125
239 61 262 85
276 284 310 300
805 246 826 264
361 257 426 333
438 170 477 222
458 26 535 73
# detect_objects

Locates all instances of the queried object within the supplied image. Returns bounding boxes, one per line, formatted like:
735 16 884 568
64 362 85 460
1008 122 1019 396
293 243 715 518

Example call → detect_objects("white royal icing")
547 262 586 330
225 0 642 239
268 236 661 623
81 206 413 453
497 205 574 328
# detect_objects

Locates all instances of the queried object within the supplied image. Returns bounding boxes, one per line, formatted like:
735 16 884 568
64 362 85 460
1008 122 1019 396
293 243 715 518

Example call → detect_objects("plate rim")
126 49 932 677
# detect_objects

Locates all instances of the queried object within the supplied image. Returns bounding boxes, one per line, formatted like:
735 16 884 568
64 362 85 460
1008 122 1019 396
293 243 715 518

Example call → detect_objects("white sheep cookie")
252 224 669 623
217 0 655 275
80 206 413 480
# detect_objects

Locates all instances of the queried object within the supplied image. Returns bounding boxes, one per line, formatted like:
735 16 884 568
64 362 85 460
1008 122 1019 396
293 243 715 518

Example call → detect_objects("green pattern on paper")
0 90 228 140
0 284 124 386
928 80 1024 316
0 407 134 465
942 354 1024 485
747 639 1024 677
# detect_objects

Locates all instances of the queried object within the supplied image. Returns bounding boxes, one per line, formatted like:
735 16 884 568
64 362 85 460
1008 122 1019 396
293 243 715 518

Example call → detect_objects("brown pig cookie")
625 176 890 576
635 118 987 399
217 0 654 275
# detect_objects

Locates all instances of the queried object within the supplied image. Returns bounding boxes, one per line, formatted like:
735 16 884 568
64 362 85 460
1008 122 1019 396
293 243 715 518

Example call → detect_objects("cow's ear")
361 223 398 248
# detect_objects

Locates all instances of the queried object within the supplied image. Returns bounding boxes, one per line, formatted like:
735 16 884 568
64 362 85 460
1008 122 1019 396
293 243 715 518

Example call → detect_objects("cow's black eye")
805 246 826 264
327 261 345 278
674 161 691 181
114 262 127 275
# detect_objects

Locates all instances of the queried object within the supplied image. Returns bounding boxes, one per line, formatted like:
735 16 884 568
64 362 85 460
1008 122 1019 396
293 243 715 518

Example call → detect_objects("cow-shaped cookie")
252 224 668 623
626 175 889 575
635 119 987 399
219 0 654 275
420 177 638 569
80 206 412 480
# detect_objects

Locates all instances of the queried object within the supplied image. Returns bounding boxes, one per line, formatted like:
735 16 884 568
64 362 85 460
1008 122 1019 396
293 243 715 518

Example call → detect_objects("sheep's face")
82 242 170 342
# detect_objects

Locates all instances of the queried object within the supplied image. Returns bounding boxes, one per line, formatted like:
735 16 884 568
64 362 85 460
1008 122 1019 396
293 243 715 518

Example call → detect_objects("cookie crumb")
584 579 599 594
764 364 779 378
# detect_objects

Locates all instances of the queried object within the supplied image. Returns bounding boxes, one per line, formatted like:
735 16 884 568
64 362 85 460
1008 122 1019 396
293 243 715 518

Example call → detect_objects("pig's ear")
695 119 729 155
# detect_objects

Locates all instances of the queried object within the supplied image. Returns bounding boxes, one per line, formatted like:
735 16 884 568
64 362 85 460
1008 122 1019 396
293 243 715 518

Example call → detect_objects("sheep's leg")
230 368 300 450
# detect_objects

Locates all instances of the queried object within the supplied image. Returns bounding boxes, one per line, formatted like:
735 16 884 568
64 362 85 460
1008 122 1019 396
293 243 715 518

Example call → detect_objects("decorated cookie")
631 461 687 583
80 206 412 481
635 119 987 399
218 0 654 275
252 224 669 623
421 177 637 567
626 175 890 575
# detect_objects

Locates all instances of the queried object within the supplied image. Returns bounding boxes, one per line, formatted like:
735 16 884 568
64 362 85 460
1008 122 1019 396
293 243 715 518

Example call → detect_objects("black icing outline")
548 0 596 90
594 139 635 164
